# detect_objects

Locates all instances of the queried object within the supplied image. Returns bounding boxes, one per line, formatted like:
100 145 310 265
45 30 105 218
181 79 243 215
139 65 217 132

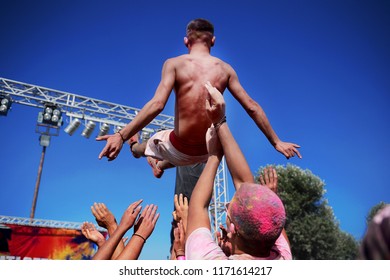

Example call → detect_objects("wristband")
213 115 226 130
177 256 186 260
117 130 126 142
133 233 146 243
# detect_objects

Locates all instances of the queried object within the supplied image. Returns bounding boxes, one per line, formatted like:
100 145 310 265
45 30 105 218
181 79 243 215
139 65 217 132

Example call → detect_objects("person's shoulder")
210 56 234 71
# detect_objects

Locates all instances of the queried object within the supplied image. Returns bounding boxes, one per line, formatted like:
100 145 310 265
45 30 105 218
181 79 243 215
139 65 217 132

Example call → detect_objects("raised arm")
116 204 160 260
186 127 223 239
97 59 176 161
92 200 142 260
91 202 124 259
205 81 254 189
226 66 301 159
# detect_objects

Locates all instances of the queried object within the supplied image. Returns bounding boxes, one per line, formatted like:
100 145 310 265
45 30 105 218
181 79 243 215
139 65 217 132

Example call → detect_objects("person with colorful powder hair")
185 82 292 260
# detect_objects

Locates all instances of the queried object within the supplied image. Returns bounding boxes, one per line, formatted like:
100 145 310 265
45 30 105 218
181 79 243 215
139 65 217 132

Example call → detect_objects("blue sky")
0 0 389 259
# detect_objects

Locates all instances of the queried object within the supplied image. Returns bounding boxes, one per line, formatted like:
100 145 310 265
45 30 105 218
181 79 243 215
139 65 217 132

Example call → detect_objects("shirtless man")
97 18 301 178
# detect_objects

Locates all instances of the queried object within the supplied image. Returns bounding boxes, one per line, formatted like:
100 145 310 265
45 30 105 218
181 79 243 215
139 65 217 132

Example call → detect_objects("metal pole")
30 145 46 221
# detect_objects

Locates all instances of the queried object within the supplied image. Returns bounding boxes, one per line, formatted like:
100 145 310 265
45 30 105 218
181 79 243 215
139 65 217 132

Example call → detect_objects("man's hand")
173 221 186 258
81 222 106 247
133 204 160 240
205 81 225 124
275 141 302 159
97 133 124 161
91 203 117 231
216 224 232 257
173 194 189 230
118 199 143 230
206 126 223 158
259 166 278 194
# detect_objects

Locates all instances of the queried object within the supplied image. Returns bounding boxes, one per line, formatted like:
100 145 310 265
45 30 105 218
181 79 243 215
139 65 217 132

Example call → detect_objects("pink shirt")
186 227 292 260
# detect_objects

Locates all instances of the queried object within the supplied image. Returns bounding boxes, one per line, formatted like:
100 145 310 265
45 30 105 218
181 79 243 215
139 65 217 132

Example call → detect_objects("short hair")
186 18 214 44
230 183 286 246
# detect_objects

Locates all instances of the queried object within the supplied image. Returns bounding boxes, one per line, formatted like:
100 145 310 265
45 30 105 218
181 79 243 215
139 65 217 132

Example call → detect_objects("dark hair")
186 18 214 44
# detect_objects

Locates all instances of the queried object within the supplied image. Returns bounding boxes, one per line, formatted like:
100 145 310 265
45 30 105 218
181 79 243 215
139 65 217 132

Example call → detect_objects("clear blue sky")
0 0 389 259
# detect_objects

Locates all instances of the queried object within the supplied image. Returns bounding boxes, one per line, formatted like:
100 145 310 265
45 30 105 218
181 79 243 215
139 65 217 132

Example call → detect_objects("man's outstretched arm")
97 59 175 161
226 66 301 159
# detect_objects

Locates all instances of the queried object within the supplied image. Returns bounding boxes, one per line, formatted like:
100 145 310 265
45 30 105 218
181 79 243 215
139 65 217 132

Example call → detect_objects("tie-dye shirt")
186 227 292 260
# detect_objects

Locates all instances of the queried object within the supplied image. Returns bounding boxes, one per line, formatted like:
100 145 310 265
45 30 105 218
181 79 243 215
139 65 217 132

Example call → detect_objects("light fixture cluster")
0 95 12 116
64 119 154 140
37 105 63 127
64 119 123 139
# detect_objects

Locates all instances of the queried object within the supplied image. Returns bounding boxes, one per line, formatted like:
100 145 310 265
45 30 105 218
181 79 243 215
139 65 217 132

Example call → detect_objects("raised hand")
133 204 160 241
118 199 143 230
173 194 189 231
81 222 106 247
91 202 117 231
259 166 278 194
205 81 225 125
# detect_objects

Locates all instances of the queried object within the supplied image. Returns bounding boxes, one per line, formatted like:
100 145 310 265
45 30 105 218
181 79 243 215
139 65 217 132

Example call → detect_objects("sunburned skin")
230 183 286 241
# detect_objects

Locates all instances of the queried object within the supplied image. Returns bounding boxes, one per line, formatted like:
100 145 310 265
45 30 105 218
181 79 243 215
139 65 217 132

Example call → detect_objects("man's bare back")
171 53 231 147
98 18 301 171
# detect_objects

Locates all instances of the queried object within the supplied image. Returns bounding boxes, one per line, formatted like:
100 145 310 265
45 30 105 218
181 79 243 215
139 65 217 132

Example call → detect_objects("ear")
184 37 189 47
211 36 216 47
229 223 236 235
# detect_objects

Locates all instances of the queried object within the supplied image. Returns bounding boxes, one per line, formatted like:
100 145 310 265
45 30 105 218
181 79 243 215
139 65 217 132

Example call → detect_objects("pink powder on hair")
230 183 285 242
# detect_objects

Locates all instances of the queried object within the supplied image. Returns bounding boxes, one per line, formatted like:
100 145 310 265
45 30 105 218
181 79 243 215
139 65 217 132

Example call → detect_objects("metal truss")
0 77 229 236
209 158 229 236
0 215 106 231
0 77 174 132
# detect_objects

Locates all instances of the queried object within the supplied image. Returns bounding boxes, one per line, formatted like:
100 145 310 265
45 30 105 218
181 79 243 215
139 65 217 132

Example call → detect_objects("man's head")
228 183 286 249
185 18 215 48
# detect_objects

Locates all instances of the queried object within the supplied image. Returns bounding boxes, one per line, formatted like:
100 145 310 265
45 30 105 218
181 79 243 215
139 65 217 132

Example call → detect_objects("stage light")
98 123 110 137
114 126 123 133
141 129 153 141
0 95 12 116
64 118 81 136
81 121 96 139
39 105 62 126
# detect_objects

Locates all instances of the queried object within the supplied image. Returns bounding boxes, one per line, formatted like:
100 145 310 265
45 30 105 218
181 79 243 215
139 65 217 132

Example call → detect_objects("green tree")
255 164 359 260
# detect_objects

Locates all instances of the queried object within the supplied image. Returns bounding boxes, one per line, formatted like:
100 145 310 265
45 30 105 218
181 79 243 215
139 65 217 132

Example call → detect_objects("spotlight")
114 126 123 133
39 105 62 126
141 128 153 142
98 123 110 137
64 118 81 136
0 95 12 116
81 121 96 139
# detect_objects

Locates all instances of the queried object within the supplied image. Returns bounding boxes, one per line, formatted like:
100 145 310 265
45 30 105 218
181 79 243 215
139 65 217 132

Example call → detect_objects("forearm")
246 101 280 146
216 122 254 188
105 223 125 259
116 235 145 260
92 225 127 260
119 99 164 141
186 155 221 236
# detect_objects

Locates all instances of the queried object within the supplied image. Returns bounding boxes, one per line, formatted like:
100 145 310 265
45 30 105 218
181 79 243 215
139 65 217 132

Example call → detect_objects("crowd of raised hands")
82 82 291 260
81 200 159 260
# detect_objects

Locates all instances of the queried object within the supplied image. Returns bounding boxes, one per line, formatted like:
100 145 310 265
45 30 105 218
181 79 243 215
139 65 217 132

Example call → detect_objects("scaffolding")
0 77 228 235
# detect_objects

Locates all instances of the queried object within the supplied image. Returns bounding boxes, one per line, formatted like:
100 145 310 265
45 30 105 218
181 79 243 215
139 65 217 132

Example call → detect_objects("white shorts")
144 129 208 166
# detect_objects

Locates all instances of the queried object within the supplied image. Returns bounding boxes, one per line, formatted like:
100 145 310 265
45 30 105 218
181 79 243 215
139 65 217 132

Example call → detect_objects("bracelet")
132 233 146 243
213 115 226 130
177 256 186 260
117 130 126 142
175 249 185 256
